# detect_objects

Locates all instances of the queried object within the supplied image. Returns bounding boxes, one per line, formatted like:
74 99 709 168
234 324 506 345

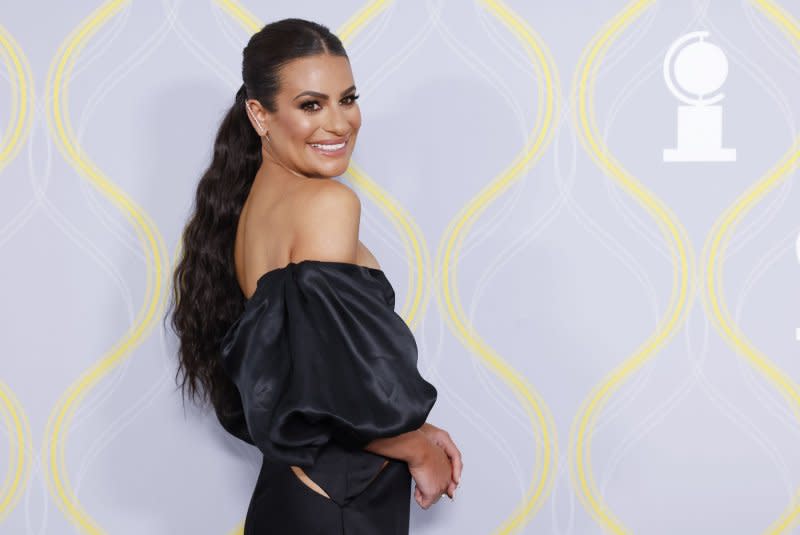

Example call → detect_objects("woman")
168 18 462 534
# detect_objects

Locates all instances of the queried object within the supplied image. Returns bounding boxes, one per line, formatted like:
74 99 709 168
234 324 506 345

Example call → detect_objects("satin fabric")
217 259 437 529
246 456 413 535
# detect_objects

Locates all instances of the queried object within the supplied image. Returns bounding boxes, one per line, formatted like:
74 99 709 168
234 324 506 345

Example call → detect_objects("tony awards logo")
663 31 736 162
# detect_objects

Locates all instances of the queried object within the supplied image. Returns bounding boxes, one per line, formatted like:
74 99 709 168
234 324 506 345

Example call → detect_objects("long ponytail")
165 18 349 437
166 82 260 432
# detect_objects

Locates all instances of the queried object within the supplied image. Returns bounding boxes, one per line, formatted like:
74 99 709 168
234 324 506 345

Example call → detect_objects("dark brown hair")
165 18 348 430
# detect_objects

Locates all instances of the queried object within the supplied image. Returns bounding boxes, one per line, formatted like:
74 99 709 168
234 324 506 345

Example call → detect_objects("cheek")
286 115 317 141
350 108 362 128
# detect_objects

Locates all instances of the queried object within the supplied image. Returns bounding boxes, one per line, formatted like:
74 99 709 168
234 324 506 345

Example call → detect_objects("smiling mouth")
310 141 346 151
308 137 349 156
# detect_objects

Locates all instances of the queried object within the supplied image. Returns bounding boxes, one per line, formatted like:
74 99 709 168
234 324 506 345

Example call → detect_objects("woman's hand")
408 433 455 509
419 422 462 499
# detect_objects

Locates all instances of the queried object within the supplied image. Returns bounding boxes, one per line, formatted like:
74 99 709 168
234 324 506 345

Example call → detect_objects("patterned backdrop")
2 0 800 533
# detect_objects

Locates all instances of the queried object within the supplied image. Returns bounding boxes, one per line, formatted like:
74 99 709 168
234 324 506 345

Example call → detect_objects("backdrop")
2 0 800 534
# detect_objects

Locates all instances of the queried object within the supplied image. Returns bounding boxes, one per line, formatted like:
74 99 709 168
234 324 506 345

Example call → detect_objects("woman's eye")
301 100 321 112
300 94 360 113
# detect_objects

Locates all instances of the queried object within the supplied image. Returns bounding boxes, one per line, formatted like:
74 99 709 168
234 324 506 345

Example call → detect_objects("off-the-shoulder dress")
216 259 437 534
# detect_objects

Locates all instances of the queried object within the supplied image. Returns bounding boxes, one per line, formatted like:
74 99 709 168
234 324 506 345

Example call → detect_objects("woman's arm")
365 427 457 506
362 428 430 465
364 423 463 504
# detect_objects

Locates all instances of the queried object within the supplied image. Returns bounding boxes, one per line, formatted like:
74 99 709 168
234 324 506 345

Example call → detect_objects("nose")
325 102 351 135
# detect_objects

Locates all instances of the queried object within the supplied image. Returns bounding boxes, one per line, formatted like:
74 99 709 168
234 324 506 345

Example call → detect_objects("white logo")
663 31 736 162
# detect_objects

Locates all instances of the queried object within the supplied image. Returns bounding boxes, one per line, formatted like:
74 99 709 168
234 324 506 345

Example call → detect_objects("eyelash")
300 94 360 113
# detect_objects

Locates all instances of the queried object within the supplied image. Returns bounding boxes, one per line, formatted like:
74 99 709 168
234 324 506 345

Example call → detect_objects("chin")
318 161 350 176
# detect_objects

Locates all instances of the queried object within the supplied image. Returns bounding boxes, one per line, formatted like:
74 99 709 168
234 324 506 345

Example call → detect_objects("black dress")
216 259 438 534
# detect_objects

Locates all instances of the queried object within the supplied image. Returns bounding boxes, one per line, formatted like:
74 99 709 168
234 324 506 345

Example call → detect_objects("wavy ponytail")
165 18 348 436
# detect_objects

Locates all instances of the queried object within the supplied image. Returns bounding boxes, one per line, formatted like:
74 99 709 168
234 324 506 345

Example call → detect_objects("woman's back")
233 176 381 300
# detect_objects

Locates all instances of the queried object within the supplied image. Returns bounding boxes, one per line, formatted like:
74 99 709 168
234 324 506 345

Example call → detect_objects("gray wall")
2 1 799 534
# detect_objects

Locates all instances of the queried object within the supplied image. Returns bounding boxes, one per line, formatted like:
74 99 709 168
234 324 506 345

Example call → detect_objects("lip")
308 136 350 157
308 135 349 145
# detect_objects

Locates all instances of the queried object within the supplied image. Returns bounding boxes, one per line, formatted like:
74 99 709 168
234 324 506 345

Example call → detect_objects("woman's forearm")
363 428 429 465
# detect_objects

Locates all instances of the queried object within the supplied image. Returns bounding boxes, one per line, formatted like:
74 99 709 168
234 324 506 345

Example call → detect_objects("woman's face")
248 53 361 179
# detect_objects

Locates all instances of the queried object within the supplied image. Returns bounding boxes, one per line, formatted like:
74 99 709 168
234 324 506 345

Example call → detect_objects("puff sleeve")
218 260 437 468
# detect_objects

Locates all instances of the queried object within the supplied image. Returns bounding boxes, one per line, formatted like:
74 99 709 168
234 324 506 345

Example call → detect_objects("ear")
244 98 268 135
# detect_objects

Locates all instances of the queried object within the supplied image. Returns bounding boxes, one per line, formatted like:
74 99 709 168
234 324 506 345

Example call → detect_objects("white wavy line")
356 2 442 99
159 0 237 86
65 7 132 82
24 80 54 535
590 4 668 428
344 2 415 272
558 2 709 530
734 225 800 435
0 59 93 535
549 100 582 535
416 0 557 509
430 3 683 529
70 2 168 286
582 0 797 520
549 450 575 535
26 94 139 534
590 0 800 522
600 7 683 264
611 0 794 270
74 4 173 261
558 0 662 488
389 0 536 500
744 0 800 76
707 9 796 261
48 3 182 503
209 2 251 53
699 0 800 501
471 0 539 78
58 5 181 474
680 4 800 463
345 2 399 62
32 2 175 531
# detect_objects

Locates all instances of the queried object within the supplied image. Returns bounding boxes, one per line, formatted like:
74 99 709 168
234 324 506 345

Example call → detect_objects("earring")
246 103 267 136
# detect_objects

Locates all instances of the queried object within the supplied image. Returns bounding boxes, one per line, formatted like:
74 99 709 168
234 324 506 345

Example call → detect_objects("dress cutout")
216 260 438 534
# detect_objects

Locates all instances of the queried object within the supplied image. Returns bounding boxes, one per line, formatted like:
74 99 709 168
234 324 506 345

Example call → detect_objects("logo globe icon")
665 32 728 104
663 31 736 162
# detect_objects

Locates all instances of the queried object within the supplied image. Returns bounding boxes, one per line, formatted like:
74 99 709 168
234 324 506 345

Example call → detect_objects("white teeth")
310 141 345 151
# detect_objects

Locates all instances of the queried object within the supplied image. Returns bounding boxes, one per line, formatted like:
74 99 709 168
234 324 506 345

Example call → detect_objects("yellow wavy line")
435 0 560 532
0 23 33 167
568 1 696 533
42 1 171 533
347 162 430 329
217 1 425 533
333 2 431 329
703 2 800 533
0 381 32 523
0 23 34 523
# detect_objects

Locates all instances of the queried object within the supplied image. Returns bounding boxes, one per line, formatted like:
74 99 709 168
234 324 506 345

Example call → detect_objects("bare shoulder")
289 179 361 263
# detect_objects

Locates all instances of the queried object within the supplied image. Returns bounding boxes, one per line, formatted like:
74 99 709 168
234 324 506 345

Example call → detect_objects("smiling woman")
242 49 362 180
166 16 461 535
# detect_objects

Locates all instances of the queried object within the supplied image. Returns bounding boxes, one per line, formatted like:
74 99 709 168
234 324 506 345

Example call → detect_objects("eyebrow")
293 85 357 101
